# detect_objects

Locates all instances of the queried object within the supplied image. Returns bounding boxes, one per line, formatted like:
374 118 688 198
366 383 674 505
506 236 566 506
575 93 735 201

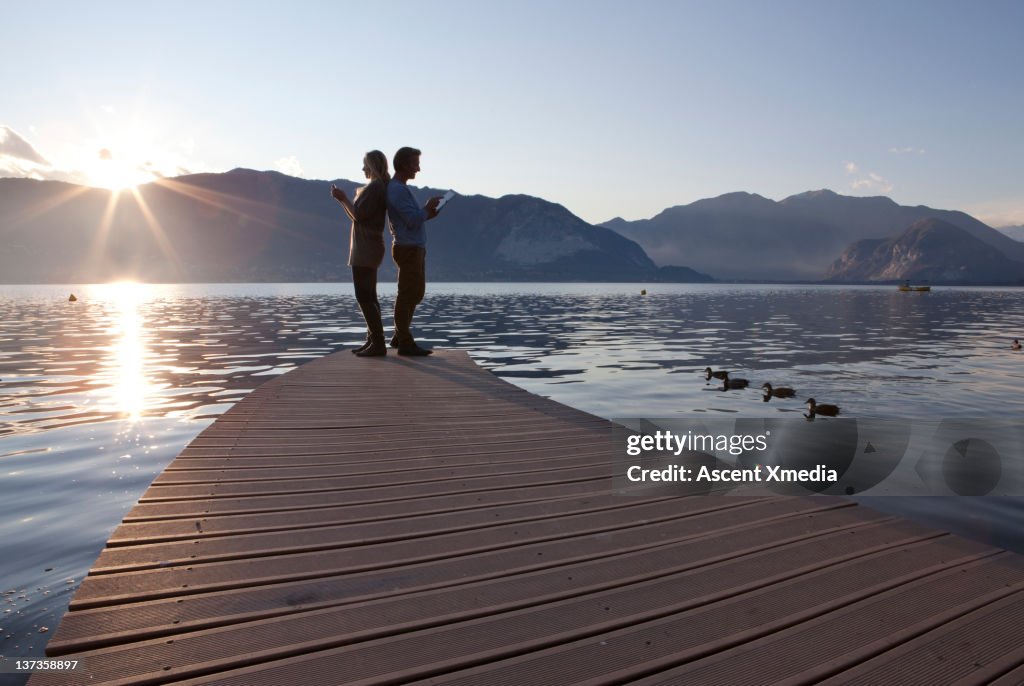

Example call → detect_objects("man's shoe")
397 343 432 356
351 339 371 354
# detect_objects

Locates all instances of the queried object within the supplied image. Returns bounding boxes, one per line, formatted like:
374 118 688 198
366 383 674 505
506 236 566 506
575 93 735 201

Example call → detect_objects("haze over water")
2 281 1023 664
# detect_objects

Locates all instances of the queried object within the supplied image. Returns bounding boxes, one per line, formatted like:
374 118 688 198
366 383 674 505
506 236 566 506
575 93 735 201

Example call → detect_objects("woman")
331 150 390 356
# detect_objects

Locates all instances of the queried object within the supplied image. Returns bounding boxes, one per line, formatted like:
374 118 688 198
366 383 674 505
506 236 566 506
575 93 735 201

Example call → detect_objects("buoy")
68 294 77 302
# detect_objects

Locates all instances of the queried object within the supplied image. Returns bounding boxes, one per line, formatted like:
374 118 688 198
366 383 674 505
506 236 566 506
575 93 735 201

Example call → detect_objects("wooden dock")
34 350 1024 685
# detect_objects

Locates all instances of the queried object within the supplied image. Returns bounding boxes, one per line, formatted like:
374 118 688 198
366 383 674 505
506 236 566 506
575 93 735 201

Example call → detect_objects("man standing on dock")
387 146 442 356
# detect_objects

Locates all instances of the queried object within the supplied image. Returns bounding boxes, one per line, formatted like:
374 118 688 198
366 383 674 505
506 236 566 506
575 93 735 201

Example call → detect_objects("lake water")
2 281 1024 664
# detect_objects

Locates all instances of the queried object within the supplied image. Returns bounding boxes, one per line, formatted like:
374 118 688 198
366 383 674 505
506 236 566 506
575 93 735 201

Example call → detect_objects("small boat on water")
898 281 931 292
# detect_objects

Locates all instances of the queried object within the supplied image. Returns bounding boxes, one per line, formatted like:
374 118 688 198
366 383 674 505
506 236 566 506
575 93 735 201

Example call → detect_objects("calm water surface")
2 282 1023 661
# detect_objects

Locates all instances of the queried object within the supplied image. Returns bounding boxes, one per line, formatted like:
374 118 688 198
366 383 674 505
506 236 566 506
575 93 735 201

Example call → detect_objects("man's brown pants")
392 244 426 345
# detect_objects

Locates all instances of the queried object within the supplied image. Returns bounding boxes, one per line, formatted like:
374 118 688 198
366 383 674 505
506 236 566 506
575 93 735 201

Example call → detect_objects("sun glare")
80 121 182 190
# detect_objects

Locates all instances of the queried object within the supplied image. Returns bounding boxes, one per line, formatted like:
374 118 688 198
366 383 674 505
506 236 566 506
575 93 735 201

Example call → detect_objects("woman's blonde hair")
363 150 390 183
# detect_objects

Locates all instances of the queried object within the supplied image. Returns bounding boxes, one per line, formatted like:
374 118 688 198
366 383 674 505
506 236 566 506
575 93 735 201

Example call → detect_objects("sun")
85 147 159 190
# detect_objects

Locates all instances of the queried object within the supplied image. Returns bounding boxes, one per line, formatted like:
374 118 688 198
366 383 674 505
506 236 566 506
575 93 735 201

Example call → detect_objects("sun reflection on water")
91 281 154 421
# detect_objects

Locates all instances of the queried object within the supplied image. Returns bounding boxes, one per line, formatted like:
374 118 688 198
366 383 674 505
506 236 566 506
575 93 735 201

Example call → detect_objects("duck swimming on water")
704 367 729 381
805 398 840 417
721 371 749 390
762 382 796 399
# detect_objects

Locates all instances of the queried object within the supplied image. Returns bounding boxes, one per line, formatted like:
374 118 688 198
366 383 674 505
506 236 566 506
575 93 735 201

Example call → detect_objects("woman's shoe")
356 343 387 357
351 338 371 354
356 338 387 357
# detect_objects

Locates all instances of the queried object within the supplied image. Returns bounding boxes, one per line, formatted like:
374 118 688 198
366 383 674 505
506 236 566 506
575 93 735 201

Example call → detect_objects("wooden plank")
141 451 614 500
983 660 1024 686
90 495 677 573
108 482 605 545
122 471 615 521
814 590 1024 685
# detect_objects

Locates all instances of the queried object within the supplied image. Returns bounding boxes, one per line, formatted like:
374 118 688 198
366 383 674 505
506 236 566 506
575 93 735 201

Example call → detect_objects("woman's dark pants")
352 266 384 343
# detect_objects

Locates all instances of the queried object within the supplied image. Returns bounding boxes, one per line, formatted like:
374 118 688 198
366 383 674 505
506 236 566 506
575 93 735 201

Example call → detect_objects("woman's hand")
331 184 348 202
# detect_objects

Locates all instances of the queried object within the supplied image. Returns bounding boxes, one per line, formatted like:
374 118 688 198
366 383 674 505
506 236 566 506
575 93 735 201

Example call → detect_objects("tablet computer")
436 189 456 212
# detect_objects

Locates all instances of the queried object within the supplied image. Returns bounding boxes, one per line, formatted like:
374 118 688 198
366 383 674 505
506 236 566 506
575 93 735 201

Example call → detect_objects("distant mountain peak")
995 224 1024 242
716 191 769 201
696 191 773 204
666 191 777 215
780 188 897 207
783 189 839 201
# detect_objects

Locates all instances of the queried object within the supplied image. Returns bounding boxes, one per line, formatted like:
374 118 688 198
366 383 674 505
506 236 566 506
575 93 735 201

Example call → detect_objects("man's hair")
393 147 421 173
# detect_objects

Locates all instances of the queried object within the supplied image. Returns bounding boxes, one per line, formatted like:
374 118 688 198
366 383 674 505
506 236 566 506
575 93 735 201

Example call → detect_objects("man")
386 146 442 356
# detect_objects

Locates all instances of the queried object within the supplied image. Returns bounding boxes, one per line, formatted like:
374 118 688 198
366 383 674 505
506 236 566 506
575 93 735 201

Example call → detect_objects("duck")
721 371 749 390
1013 339 1021 351
762 382 796 399
805 398 840 417
704 367 729 381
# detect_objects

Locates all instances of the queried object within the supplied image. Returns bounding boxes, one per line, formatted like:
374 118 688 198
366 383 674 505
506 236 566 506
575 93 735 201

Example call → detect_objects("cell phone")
436 190 456 211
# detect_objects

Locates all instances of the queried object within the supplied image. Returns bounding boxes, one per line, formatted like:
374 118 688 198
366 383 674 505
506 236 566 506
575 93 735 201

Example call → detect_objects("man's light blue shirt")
387 181 427 247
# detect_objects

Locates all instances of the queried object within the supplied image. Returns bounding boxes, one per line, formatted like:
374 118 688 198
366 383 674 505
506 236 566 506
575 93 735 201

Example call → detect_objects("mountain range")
601 190 1024 281
1 171 1022 284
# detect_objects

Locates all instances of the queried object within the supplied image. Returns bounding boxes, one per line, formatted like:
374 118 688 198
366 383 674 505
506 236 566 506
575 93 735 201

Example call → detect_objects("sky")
2 0 1023 225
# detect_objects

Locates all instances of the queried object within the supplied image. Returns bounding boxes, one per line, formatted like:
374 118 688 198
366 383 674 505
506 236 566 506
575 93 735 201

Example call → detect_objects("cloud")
0 125 50 165
274 155 305 177
888 146 926 155
850 172 894 194
0 125 72 182
844 161 893 194
0 126 88 184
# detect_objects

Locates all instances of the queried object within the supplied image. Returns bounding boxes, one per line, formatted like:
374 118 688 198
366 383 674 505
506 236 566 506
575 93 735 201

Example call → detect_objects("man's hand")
331 184 348 202
425 196 442 219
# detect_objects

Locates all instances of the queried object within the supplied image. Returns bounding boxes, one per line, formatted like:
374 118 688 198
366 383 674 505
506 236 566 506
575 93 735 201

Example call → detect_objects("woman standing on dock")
331 150 391 356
